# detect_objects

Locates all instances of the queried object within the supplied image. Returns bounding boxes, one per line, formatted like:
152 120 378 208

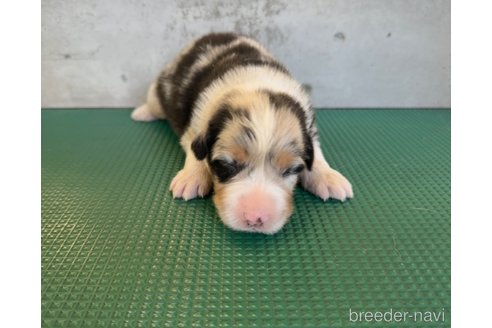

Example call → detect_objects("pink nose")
235 188 277 228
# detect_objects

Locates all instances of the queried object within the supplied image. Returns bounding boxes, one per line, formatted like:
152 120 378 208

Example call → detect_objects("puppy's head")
191 90 313 234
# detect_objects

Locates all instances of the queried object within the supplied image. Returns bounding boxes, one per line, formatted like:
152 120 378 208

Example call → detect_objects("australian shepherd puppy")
131 32 353 234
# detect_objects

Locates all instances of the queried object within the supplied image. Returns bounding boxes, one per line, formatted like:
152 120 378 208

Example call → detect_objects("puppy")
132 32 353 234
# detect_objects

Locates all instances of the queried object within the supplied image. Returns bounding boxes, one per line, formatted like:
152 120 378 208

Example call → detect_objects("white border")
3 1 491 327
452 0 492 326
0 1 40 327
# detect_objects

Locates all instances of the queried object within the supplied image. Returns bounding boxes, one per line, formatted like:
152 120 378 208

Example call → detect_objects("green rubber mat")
42 109 450 327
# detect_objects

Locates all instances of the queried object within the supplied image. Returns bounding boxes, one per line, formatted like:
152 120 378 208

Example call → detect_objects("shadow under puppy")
132 32 353 234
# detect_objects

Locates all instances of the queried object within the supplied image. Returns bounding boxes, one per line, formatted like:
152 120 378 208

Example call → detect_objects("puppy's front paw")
169 167 212 200
302 166 353 202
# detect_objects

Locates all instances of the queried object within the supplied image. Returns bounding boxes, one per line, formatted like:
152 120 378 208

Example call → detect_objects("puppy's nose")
235 188 277 229
245 212 269 227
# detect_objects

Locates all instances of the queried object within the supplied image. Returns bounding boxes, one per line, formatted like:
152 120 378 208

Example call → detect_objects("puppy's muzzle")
235 188 277 229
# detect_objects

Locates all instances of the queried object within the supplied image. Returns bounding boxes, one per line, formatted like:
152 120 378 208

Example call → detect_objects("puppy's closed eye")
281 164 305 178
211 159 245 182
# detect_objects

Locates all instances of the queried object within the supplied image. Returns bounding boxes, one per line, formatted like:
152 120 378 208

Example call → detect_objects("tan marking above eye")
273 150 297 171
230 144 248 163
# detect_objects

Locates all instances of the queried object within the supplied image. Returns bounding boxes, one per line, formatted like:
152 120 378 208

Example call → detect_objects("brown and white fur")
132 32 353 234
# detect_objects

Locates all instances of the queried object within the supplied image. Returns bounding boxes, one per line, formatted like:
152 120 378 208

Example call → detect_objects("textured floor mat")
42 109 450 327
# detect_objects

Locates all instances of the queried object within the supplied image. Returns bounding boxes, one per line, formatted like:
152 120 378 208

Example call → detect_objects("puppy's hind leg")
300 144 354 202
170 138 213 200
131 82 166 122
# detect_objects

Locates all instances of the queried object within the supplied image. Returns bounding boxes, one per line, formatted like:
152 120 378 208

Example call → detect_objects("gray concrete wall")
42 0 450 108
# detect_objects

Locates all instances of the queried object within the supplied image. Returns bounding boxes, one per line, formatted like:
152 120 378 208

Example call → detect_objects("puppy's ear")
302 133 314 170
191 105 234 161
191 135 209 160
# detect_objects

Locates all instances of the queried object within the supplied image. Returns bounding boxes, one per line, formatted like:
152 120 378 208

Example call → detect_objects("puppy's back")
156 33 292 135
